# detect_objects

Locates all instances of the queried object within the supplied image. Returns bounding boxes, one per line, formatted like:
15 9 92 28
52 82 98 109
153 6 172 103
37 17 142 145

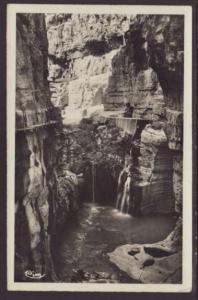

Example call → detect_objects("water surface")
52 202 176 283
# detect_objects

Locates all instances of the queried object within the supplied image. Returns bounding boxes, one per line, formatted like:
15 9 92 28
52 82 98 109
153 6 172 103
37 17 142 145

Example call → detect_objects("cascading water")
115 118 137 135
116 155 134 214
116 168 132 214
116 169 125 210
120 176 131 213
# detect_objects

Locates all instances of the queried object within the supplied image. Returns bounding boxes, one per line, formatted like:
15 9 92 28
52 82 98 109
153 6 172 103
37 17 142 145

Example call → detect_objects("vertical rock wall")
46 14 183 121
136 123 174 214
107 15 184 283
16 14 51 124
15 14 58 281
15 14 82 282
46 14 133 108
125 15 184 214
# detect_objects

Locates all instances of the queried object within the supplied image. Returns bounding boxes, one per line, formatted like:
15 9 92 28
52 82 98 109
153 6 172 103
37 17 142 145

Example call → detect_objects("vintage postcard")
7 3 193 293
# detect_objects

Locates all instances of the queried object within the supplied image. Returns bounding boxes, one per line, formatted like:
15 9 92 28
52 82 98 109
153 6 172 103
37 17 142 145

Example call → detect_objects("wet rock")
134 124 174 214
141 123 167 146
173 153 182 213
56 170 79 226
165 109 183 150
108 236 182 283
108 218 182 283
71 269 118 283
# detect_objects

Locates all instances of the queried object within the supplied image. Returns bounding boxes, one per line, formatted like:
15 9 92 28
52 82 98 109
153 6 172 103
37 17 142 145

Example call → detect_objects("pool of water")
52 202 176 283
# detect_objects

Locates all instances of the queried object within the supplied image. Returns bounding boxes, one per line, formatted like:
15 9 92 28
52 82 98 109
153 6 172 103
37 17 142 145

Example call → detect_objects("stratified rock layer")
15 14 80 282
16 14 51 125
46 14 132 108
46 14 183 122
15 14 56 281
136 123 174 214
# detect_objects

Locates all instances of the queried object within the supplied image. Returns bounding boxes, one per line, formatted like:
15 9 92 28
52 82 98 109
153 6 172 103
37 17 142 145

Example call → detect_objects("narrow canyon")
15 13 183 284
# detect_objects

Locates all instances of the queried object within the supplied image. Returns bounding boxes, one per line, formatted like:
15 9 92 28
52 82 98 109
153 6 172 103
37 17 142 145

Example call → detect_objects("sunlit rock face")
46 14 162 118
46 14 132 58
46 14 183 127
46 14 133 108
67 50 119 109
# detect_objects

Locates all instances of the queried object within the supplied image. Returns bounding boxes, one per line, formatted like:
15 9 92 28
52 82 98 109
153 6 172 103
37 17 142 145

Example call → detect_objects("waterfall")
120 176 131 213
116 170 125 210
116 168 131 214
115 118 137 136
122 33 126 46
92 162 95 203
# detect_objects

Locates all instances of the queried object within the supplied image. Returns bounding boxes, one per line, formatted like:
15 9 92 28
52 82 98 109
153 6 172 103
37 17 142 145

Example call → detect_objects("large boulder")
108 218 182 283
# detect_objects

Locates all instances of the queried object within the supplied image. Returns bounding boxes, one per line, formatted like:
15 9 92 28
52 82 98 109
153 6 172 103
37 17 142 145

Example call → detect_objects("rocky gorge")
15 12 184 284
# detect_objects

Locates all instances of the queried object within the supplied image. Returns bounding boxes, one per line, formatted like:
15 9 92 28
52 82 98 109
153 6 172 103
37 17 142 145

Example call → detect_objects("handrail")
16 120 60 132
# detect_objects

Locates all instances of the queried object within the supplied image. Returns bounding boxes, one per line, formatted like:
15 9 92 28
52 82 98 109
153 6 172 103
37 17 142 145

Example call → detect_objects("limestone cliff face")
125 16 183 216
46 13 132 58
16 14 51 125
46 14 133 107
125 15 184 214
15 14 80 282
15 14 57 281
125 15 184 110
136 123 174 214
46 14 183 216
46 14 183 118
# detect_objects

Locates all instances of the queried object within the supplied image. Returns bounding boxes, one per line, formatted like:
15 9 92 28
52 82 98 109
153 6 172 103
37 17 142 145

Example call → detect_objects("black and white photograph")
7 4 193 292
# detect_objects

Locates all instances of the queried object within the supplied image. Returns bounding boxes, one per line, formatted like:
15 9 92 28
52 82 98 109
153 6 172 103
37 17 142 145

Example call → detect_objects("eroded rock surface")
15 14 80 282
46 15 183 123
136 123 174 214
15 14 57 281
108 218 182 283
46 14 133 108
